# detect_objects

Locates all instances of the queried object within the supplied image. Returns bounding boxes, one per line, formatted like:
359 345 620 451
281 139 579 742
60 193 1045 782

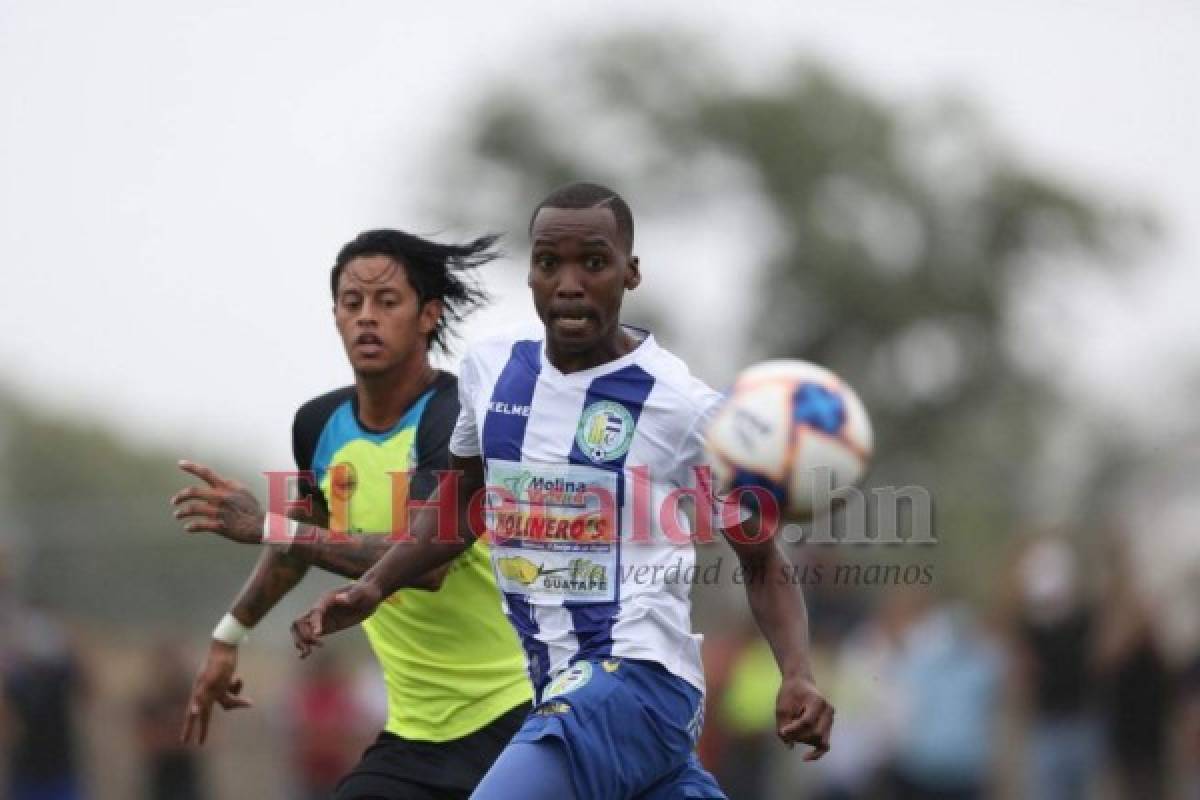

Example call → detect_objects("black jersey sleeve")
410 371 460 502
291 386 354 510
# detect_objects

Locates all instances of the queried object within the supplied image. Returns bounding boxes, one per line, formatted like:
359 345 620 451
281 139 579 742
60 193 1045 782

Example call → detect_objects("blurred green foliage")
432 33 1153 594
0 387 260 629
0 35 1161 625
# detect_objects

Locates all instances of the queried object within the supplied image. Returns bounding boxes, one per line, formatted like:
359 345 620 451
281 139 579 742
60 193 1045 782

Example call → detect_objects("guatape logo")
496 556 541 585
496 556 609 593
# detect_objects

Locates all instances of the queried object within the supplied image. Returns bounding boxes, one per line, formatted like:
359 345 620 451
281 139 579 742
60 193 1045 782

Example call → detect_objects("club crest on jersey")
576 401 635 463
328 462 358 501
544 661 592 699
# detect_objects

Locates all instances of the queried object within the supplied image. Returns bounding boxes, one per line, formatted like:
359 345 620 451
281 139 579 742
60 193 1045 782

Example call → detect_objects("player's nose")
355 299 381 323
554 264 586 297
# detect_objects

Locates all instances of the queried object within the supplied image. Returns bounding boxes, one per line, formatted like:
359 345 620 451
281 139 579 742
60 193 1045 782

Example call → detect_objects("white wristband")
212 612 251 646
262 512 300 550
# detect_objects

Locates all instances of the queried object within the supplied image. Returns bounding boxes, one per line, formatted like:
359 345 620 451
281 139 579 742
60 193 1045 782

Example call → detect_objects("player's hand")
776 673 834 761
171 460 265 545
180 640 253 746
291 581 384 658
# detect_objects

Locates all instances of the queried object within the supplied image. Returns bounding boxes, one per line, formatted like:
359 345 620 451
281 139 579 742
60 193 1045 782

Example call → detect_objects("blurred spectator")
886 597 1002 800
1011 538 1099 800
134 642 206 800
804 551 869 649
1095 540 1172 800
714 635 779 799
814 594 914 800
696 628 744 774
1 604 87 800
1183 656 1200 800
287 651 362 800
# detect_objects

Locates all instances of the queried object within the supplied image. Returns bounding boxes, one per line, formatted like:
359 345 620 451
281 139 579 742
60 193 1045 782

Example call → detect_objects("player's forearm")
288 531 388 580
361 499 475 596
230 547 311 628
288 529 447 588
738 543 816 681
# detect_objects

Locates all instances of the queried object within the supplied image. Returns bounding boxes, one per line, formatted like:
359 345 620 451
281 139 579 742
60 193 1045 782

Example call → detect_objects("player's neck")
353 357 437 432
546 326 639 375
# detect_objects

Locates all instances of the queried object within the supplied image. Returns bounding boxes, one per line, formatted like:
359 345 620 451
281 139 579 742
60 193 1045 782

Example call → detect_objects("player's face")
528 206 640 357
333 255 440 377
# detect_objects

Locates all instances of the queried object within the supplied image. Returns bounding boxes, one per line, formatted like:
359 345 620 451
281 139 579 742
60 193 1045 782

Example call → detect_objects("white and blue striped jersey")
449 327 723 695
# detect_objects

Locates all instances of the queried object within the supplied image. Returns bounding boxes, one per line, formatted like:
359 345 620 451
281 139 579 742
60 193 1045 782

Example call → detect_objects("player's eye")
340 294 362 309
584 255 607 270
534 254 556 271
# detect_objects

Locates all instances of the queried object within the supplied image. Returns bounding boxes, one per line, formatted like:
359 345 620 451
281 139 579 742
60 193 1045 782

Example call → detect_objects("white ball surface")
705 360 873 517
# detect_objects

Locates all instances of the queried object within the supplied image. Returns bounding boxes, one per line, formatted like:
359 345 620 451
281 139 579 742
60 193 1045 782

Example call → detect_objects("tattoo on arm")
227 497 327 626
230 547 311 627
289 532 390 580
289 527 450 587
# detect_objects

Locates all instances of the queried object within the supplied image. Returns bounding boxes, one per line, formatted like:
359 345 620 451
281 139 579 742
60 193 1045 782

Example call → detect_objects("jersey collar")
539 325 654 383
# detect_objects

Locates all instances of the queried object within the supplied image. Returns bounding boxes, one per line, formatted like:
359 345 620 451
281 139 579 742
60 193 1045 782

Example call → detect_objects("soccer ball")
704 360 873 518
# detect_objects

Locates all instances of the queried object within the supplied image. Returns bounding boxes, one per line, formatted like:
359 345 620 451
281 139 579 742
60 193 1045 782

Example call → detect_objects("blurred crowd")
0 555 383 800
3 537 1200 799
699 537 1200 799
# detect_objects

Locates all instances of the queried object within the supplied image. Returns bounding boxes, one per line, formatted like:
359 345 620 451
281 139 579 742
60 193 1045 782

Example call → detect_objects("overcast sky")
1 0 1196 472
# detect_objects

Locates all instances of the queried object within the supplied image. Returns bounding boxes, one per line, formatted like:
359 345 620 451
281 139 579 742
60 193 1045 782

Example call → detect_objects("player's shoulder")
421 370 460 421
293 385 355 435
427 368 459 397
291 385 354 471
637 335 723 419
414 370 461 456
459 323 544 374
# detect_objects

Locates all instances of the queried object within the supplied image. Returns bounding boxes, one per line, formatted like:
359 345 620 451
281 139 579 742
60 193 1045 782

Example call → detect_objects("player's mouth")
354 332 385 357
549 310 596 337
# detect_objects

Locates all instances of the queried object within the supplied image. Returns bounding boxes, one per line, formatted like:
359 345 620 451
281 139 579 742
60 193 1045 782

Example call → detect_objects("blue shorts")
511 658 725 799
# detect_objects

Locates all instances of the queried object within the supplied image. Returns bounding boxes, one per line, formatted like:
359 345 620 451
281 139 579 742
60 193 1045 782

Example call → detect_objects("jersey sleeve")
448 352 482 458
291 387 353 521
411 373 459 501
677 380 749 526
292 404 326 505
676 380 725 475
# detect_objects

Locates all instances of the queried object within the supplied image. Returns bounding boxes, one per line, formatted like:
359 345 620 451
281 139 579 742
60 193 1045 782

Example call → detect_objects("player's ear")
418 297 443 338
625 255 641 290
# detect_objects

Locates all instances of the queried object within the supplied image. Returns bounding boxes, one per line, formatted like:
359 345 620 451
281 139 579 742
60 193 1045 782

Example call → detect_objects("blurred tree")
0 387 260 630
429 33 1152 591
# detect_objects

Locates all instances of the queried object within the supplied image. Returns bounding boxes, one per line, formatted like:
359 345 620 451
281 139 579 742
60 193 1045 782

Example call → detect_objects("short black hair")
331 229 496 352
529 182 634 252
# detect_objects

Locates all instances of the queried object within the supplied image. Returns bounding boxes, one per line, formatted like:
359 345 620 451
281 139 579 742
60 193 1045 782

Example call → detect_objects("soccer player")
289 183 835 799
169 230 532 800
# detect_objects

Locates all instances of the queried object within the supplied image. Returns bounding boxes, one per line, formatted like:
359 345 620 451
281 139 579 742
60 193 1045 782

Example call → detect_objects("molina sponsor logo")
501 471 597 508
